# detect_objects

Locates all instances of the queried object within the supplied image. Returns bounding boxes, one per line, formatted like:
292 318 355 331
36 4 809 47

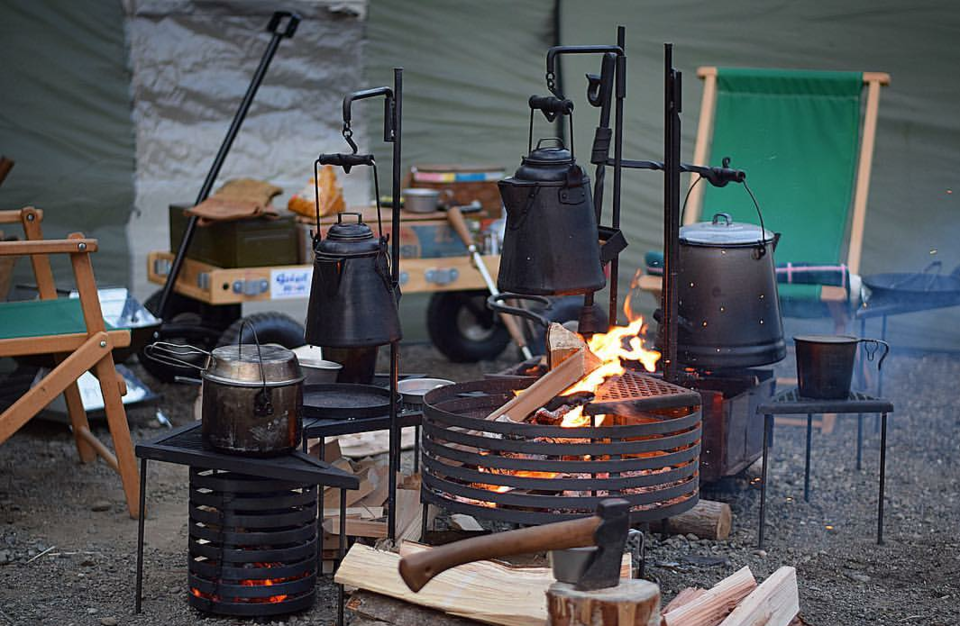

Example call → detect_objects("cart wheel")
138 290 240 382
428 291 511 363
526 296 609 355
217 312 305 348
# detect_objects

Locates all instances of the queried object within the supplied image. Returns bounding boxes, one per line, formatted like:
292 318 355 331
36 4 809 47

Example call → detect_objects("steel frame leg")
856 413 864 470
759 413 772 549
338 488 346 626
804 414 812 502
413 425 420 474
135 458 147 613
878 412 888 545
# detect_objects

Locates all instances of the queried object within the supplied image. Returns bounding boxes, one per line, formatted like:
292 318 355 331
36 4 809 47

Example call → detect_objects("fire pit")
421 370 702 525
187 468 318 617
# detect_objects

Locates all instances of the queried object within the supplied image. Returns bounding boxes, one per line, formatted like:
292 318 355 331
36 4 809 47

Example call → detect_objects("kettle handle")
487 293 552 330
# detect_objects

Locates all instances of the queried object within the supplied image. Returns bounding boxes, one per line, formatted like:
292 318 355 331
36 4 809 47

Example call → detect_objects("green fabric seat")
699 68 864 314
0 298 115 340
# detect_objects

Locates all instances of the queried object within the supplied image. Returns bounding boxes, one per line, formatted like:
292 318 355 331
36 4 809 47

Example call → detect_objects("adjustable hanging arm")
342 86 396 151
611 158 746 187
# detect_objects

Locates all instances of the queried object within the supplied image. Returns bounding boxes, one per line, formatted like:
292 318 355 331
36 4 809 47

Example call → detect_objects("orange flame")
557 317 660 428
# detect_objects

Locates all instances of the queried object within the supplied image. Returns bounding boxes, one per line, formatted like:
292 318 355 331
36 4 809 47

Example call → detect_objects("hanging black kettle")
497 99 606 296
305 211 401 348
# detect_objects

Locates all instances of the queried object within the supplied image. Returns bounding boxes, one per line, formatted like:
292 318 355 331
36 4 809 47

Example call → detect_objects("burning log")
650 499 733 541
547 322 602 371
486 350 597 423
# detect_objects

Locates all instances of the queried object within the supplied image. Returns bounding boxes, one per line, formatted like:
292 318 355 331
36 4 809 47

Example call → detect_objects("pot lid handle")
235 320 274 417
711 212 733 226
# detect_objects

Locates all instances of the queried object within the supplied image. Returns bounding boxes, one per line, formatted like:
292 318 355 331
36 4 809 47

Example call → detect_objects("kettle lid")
318 212 382 255
681 212 775 246
513 139 579 183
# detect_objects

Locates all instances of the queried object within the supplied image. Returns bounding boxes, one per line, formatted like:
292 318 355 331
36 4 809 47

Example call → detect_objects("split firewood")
322 516 388 539
661 566 757 626
546 322 602 371
348 590 481 626
662 587 707 614
321 506 384 520
449 514 485 532
486 350 596 423
650 500 733 541
718 567 799 626
335 543 554 626
546 579 660 626
323 463 380 508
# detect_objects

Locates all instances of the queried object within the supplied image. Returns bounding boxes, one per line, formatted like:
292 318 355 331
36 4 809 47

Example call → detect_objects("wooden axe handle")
399 514 600 592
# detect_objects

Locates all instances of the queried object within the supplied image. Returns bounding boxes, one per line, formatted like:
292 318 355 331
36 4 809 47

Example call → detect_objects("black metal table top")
135 422 359 489
856 294 960 319
757 387 893 415
302 411 422 438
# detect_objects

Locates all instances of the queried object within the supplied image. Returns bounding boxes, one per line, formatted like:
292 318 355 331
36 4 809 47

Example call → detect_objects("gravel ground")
1 344 958 625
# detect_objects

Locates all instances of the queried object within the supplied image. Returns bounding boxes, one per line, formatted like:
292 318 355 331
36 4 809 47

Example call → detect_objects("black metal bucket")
794 335 889 399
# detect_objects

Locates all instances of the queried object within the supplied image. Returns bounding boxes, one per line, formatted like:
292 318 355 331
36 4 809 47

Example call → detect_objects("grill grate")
587 370 704 416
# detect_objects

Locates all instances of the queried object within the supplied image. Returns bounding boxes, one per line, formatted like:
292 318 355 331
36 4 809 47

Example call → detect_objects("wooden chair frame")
0 207 139 517
639 68 889 321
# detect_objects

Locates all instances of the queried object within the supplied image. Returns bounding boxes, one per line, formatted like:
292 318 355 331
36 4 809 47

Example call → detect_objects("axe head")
551 498 631 591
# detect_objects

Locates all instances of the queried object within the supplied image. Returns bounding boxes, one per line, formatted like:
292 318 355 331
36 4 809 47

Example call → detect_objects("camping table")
756 388 893 549
134 422 358 625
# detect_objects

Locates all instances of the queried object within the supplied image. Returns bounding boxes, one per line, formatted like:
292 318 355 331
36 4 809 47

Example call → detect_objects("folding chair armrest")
0 237 97 256
0 207 43 226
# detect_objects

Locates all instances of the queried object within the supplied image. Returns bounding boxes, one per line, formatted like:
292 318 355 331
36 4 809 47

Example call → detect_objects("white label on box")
270 267 313 299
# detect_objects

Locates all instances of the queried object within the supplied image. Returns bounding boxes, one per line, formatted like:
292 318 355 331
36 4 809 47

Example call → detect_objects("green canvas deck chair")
640 67 889 331
0 207 140 517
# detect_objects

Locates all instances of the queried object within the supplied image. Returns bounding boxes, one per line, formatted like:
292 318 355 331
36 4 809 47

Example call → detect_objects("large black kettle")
305 212 401 348
497 137 606 296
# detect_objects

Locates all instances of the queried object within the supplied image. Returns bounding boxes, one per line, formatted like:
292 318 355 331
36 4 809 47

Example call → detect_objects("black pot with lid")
305 211 401 348
675 212 785 369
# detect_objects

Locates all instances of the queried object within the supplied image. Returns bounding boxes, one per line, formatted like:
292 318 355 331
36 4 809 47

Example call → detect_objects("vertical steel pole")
387 68 403 542
608 26 626 328
662 44 681 384
135 458 147 613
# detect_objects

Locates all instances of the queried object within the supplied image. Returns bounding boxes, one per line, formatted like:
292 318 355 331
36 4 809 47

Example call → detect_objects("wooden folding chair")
639 67 890 331
0 207 140 517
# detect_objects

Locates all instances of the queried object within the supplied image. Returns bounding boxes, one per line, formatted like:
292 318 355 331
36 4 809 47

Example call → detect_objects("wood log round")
546 580 660 626
651 499 732 540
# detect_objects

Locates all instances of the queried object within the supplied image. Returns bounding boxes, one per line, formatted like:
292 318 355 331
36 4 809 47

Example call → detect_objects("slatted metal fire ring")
187 469 318 617
421 375 702 525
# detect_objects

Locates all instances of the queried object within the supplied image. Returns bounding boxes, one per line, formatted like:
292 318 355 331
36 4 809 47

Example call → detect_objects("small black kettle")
305 212 401 348
498 132 606 295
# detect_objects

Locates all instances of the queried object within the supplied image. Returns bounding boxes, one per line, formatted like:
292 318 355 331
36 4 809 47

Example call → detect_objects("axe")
399 498 631 592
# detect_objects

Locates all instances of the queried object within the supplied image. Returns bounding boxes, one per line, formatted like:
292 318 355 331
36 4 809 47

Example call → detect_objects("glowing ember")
190 562 305 604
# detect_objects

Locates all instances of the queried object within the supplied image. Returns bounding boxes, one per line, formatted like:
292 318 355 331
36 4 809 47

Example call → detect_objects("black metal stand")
756 389 893 549
133 423 358 624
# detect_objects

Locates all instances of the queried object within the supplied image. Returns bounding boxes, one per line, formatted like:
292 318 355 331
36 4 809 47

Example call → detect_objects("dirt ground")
1 344 958 625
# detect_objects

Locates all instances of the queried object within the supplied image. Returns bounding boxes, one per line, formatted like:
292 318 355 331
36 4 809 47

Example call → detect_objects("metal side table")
756 388 894 549
134 423 359 625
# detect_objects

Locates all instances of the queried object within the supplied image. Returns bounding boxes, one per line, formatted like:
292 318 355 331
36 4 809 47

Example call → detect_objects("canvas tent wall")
366 0 960 351
2 0 957 350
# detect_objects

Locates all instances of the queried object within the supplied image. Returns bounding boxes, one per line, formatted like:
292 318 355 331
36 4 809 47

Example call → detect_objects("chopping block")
546 580 660 626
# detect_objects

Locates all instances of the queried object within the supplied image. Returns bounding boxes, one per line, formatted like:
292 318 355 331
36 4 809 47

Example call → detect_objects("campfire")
420 319 703 525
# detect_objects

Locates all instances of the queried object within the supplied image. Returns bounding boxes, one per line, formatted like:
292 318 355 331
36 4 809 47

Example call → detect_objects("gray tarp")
2 0 958 349
366 0 960 350
124 0 369 299
0 0 135 287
